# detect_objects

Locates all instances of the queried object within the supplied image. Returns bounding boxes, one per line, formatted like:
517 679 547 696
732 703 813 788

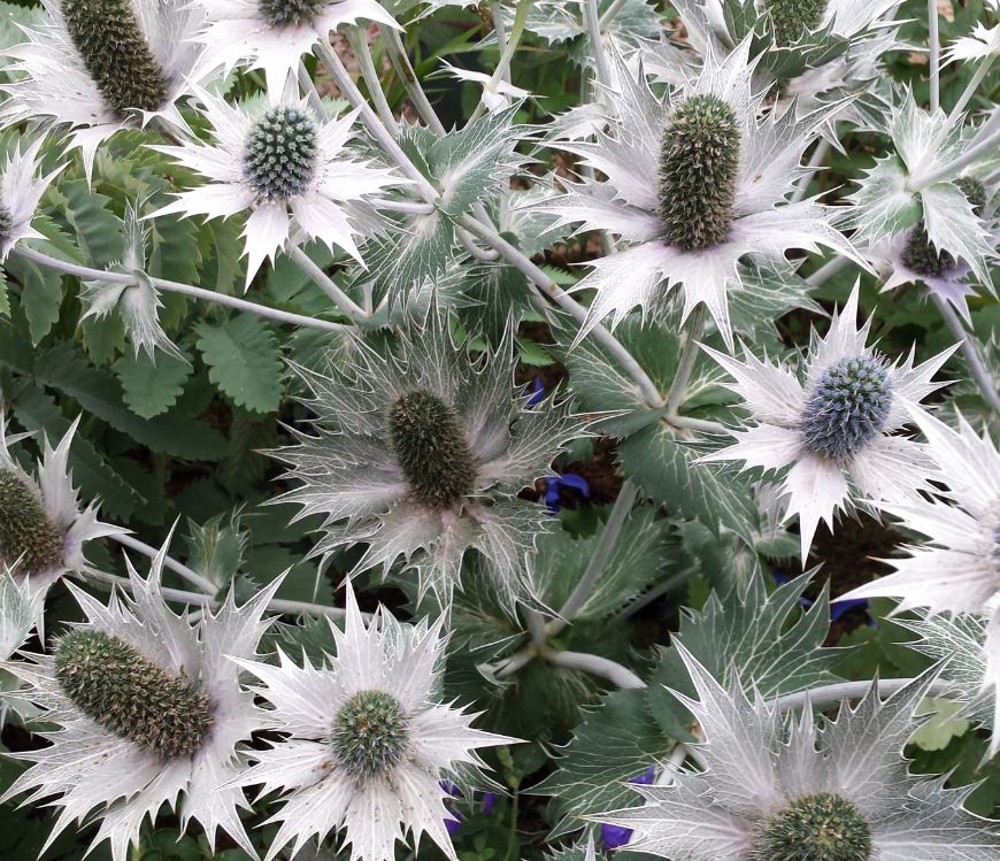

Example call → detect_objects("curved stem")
775 677 949 712
544 648 646 689
286 246 370 323
931 293 1000 411
348 26 399 135
381 26 447 136
547 479 638 638
664 306 707 418
14 246 354 334
111 533 215 594
928 0 941 113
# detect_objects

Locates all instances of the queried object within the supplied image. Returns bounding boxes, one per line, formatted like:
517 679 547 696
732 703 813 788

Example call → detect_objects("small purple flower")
524 378 546 407
440 781 498 835
600 766 656 849
772 572 874 626
544 473 590 513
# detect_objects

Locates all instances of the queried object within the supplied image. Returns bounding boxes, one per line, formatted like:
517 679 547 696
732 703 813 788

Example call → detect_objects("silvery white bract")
0 0 208 176
272 315 584 607
0 414 125 601
598 644 1000 861
840 409 1000 756
149 88 399 288
535 40 862 348
233 586 514 861
192 0 398 97
0 569 38 662
0 137 65 261
700 286 953 560
944 22 1000 63
1 541 280 861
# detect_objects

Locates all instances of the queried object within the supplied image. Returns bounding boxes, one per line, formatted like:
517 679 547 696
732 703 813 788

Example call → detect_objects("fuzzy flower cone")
699 286 954 560
232 585 516 861
192 0 399 98
0 137 66 261
535 40 864 349
0 415 125 602
150 86 399 288
0 0 209 176
1 539 281 861
598 643 1000 861
272 314 584 607
839 409 1000 758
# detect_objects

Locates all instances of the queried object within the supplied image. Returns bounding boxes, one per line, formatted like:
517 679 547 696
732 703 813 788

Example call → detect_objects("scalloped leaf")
195 313 284 414
113 349 192 418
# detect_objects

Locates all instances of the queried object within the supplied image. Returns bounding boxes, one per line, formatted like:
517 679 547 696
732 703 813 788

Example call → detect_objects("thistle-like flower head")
271 314 585 607
699 285 954 559
0 414 125 599
0 0 209 175
233 585 515 861
598 644 1000 861
149 88 399 287
192 0 399 97
1 539 281 861
534 41 864 349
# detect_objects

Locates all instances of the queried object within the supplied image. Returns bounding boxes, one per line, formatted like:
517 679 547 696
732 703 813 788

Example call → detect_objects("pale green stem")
286 245 370 323
584 0 612 88
491 0 513 229
664 306 707 418
911 127 1000 190
469 0 533 124
298 61 327 117
931 293 1000 411
348 26 399 135
776 677 948 712
524 606 548 645
547 480 639 638
611 565 699 623
928 0 941 113
790 137 831 205
495 646 539 679
14 246 354 334
370 198 436 215
805 255 850 286
111 533 215 593
598 0 630 29
949 53 997 121
381 26 447 136
457 226 502 262
456 214 666 408
492 1 510 83
670 414 727 435
544 648 646 689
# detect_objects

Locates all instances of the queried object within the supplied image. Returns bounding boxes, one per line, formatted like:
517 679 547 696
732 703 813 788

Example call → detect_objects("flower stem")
805 255 850 286
776 676 948 712
547 479 638 638
598 0 630 28
790 137 831 205
584 0 612 88
348 25 399 135
543 648 646 689
111 533 215 593
910 126 1000 190
286 245 370 323
949 53 996 121
381 27 447 136
928 0 941 113
931 293 1000 411
469 0 532 123
14 246 354 334
664 305 707 418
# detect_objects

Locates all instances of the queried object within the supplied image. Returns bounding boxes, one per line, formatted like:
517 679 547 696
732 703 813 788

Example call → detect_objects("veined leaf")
113 350 193 418
195 314 284 414
5 253 63 344
847 154 921 245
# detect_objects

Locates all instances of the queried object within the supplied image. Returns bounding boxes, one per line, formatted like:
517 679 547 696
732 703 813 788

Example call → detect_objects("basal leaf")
195 313 284 414
113 349 193 418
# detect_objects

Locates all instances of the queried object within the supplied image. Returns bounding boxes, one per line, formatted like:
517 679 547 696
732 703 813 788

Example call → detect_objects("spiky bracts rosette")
0 137 65 261
599 644 1000 861
232 585 513 861
699 286 954 560
1 541 280 861
0 415 124 599
149 87 400 288
533 41 863 348
272 315 585 607
0 0 208 173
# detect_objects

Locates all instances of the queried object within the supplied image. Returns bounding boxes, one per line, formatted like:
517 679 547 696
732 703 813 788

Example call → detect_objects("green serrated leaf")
196 313 284 414
52 179 123 268
5 254 63 344
847 154 921 245
113 350 192 418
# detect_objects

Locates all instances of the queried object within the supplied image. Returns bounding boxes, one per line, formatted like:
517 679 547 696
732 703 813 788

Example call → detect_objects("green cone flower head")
271 313 586 607
232 585 515 861
766 0 829 46
597 643 1000 861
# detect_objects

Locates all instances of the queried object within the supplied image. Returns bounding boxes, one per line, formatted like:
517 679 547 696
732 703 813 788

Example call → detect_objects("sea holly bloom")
699 286 954 560
192 0 399 97
149 87 399 288
1 540 281 861
0 137 66 261
0 0 208 175
232 586 514 861
0 415 125 600
271 315 584 607
839 409 1000 757
598 643 1000 861
537 41 862 348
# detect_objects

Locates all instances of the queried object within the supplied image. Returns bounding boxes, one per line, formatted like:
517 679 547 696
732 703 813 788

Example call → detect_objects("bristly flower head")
149 88 399 288
0 0 209 176
192 0 399 98
0 137 65 261
271 313 585 608
232 585 515 861
0 415 125 600
598 644 1000 861
534 41 864 349
1 538 281 861
699 285 954 560
839 409 1000 758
